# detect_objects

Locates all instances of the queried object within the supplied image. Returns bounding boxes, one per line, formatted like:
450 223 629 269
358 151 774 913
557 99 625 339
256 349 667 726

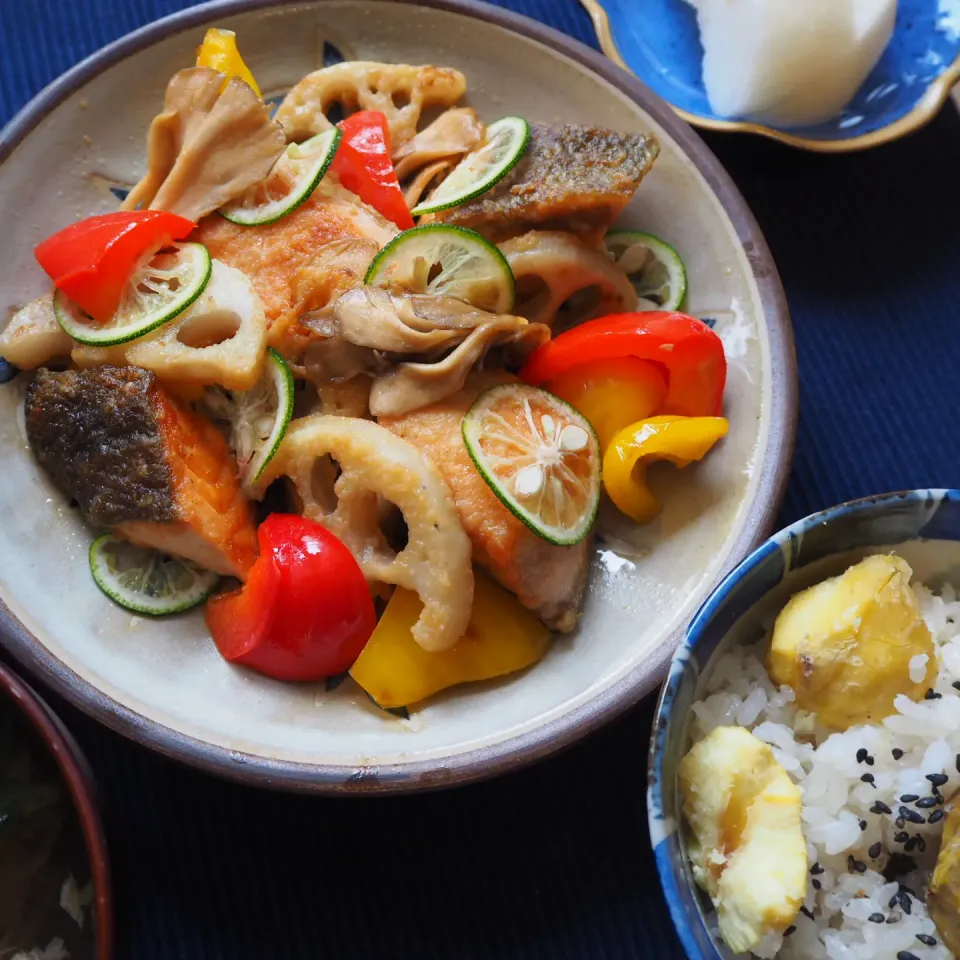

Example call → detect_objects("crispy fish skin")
429 124 660 244
380 371 590 632
25 366 257 578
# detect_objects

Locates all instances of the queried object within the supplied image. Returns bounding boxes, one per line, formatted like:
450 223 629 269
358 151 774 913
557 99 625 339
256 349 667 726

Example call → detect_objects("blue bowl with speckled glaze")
648 489 960 959
580 0 960 151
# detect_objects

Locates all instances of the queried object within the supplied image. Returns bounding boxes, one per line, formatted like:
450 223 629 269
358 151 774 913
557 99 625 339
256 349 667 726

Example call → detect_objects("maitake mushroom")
302 286 551 416
123 67 286 222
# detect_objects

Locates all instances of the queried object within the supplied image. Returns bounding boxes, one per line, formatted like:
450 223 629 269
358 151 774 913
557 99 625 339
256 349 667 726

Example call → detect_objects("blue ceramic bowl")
648 489 960 958
581 0 960 151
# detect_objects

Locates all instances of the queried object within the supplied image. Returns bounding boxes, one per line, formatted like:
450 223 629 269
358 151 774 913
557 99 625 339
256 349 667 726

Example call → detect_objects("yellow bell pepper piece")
350 571 551 709
546 357 667 451
196 28 261 97
602 415 729 523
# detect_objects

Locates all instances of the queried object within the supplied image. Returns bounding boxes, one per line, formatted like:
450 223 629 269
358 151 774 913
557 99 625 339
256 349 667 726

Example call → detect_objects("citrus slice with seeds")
604 230 687 311
462 383 601 545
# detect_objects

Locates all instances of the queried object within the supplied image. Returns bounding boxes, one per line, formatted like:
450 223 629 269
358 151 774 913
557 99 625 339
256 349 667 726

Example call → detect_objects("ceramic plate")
582 0 960 152
0 0 795 793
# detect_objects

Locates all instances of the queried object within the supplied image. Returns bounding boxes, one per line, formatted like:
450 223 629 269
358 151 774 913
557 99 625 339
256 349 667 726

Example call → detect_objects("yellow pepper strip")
546 357 667 452
602 415 729 523
350 571 551 709
196 28 261 97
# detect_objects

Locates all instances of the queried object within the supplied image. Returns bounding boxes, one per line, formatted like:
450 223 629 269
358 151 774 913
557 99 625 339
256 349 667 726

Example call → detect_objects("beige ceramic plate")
0 0 795 793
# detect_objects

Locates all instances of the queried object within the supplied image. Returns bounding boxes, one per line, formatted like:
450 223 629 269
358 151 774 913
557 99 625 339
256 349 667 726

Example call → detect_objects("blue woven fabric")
2 2 960 957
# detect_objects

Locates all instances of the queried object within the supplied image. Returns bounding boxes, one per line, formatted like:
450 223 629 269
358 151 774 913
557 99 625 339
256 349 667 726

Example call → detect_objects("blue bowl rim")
581 0 960 154
647 487 960 959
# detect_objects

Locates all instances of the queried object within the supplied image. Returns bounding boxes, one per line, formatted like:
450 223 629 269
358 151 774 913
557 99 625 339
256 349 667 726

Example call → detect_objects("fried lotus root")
261 415 473 652
0 296 73 369
500 231 638 330
73 260 267 392
275 62 467 147
123 67 286 222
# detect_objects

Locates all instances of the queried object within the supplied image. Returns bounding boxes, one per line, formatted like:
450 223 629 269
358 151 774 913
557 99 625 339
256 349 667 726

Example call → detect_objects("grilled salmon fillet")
193 177 397 324
25 366 257 578
380 372 590 631
428 124 660 245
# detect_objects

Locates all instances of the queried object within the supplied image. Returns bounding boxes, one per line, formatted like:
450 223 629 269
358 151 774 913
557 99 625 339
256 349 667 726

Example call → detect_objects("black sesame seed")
783 925 796 937
800 905 815 920
897 953 920 960
810 861 824 875
917 796 938 809
870 800 892 815
811 878 821 890
852 859 867 873
894 831 910 842
900 794 920 803
857 747 869 763
900 807 926 824
927 773 949 786
890 893 902 909
955 752 960 773
925 688 942 700
938 793 946 805
866 755 875 765
917 836 927 853
896 816 906 828
869 841 882 858
860 819 868 831
898 890 913 915
905 836 918 852
868 912 885 923
953 681 960 690
929 809 945 824
861 772 876 785
893 748 905 760
917 933 937 946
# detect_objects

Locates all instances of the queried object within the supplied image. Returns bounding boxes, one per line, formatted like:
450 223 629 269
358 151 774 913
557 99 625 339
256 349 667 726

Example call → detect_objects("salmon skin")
381 372 590 632
428 124 660 245
25 366 258 579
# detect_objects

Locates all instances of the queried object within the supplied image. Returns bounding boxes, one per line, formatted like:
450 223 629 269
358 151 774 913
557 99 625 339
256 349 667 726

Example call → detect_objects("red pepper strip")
330 110 414 230
206 514 376 682
35 211 196 323
521 312 727 418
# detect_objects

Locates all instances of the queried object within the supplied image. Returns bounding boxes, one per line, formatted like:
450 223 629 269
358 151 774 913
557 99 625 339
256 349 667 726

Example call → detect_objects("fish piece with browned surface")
380 371 590 631
426 124 660 245
25 366 258 579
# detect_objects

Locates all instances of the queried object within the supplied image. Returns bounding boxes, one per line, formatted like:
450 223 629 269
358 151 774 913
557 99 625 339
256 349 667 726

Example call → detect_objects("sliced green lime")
89 534 220 616
411 116 531 216
604 230 687 311
219 128 342 226
55 242 212 346
199 347 294 497
365 224 515 313
462 383 601 546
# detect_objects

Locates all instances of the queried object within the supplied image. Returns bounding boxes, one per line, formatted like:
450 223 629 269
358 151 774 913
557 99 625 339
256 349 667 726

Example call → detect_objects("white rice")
689 581 960 959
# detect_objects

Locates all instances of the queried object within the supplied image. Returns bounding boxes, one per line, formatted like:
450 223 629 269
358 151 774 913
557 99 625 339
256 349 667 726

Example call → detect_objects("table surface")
3 1 960 957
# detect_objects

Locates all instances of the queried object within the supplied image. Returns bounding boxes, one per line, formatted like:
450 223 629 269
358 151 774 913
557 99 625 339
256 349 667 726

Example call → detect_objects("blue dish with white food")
581 0 960 151
649 489 960 958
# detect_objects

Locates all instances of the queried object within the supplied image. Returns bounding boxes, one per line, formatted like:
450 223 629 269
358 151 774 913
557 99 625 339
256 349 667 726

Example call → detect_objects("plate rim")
580 0 960 154
0 660 114 959
0 0 797 794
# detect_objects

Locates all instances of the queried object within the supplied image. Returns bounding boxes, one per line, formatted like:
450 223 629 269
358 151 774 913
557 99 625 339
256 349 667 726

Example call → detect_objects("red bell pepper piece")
206 514 376 682
330 110 414 230
35 210 196 323
521 312 727 418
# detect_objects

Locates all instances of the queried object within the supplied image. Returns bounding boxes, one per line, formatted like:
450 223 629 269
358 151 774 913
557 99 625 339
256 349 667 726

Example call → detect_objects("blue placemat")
3 2 960 958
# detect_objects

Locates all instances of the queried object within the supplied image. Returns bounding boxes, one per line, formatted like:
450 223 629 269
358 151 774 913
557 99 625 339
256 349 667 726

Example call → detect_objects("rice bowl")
648 490 960 960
